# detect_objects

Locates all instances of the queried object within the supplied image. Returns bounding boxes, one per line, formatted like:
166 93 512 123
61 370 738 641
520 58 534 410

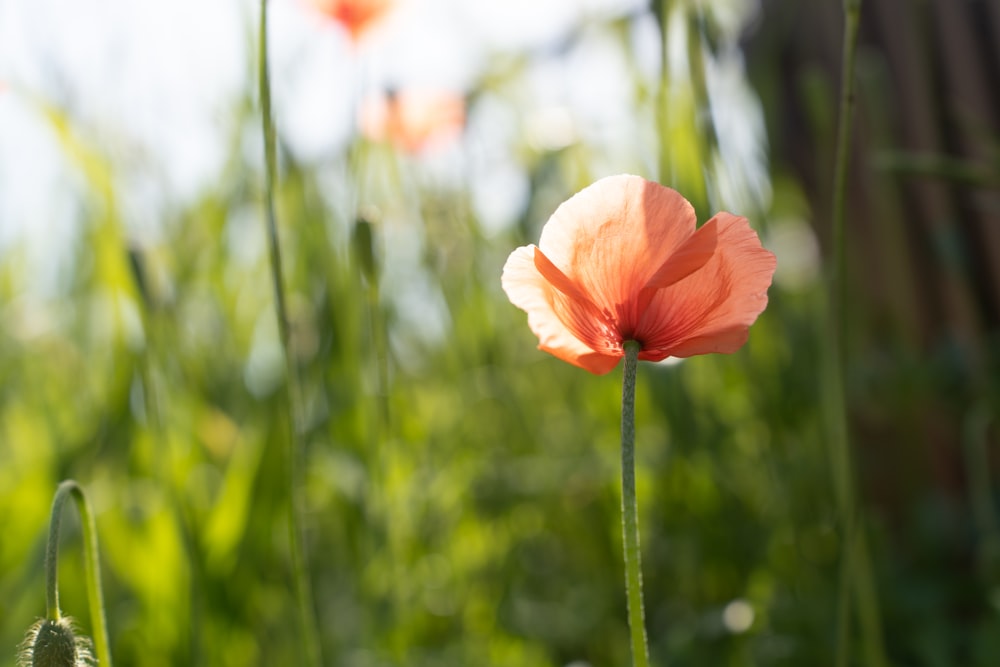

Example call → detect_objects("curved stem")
621 340 650 667
258 2 323 665
46 480 113 667
45 489 66 622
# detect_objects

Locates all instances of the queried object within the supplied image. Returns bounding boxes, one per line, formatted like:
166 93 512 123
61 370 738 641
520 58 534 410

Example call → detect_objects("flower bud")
352 213 380 283
18 618 94 667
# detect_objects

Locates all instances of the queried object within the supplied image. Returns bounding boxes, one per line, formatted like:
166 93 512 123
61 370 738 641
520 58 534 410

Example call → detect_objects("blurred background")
1 0 999 664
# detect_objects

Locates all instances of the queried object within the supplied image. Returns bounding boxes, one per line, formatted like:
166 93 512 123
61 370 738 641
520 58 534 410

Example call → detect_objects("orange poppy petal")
537 175 698 327
643 216 719 290
360 90 466 154
532 247 621 355
309 0 394 40
503 175 774 372
638 212 776 359
636 215 719 317
532 245 592 304
502 246 622 375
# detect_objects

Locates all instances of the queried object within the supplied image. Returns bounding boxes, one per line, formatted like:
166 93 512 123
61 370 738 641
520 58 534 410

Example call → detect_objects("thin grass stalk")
964 404 1000 587
355 215 404 657
828 1 888 665
258 2 322 664
128 249 205 666
829 6 859 667
655 0 673 185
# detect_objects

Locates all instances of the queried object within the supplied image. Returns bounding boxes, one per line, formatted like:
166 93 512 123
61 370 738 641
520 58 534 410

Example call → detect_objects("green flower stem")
46 480 112 667
258 2 322 665
831 0 862 338
828 1 888 666
621 340 650 667
829 2 859 664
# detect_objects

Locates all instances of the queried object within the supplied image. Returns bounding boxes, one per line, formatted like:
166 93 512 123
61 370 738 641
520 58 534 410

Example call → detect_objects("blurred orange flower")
308 0 394 41
360 89 465 154
502 174 776 375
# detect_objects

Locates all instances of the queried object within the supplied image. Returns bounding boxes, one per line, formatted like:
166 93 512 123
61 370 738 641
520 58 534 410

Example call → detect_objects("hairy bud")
18 618 94 667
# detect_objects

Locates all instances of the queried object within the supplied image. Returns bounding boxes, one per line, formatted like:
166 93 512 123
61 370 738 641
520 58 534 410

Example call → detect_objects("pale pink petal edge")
501 245 621 375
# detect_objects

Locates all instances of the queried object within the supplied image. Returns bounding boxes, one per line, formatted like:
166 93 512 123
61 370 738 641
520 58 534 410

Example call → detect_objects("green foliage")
3 4 999 666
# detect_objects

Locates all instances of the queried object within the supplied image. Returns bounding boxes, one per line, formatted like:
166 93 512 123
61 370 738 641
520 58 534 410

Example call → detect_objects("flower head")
501 174 776 374
360 89 465 154
307 0 394 41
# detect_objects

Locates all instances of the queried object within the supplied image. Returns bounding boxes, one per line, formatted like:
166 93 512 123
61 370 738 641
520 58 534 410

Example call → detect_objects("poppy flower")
307 0 394 41
501 174 776 375
360 89 466 154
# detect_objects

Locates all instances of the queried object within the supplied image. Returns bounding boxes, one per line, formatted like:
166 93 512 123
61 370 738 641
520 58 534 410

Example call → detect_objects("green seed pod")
18 618 94 667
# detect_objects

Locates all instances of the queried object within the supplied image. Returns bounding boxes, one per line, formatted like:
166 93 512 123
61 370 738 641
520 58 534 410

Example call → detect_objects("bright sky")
0 0 779 306
0 0 651 261
0 0 794 378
